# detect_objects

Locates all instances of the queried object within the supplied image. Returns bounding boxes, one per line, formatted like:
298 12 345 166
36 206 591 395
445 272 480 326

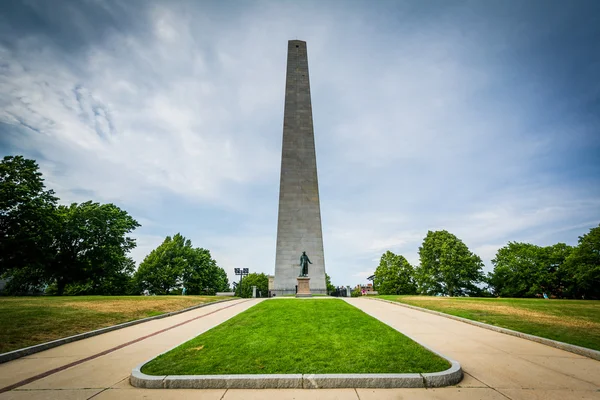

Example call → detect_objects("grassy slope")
379 296 600 351
142 299 450 375
0 295 223 353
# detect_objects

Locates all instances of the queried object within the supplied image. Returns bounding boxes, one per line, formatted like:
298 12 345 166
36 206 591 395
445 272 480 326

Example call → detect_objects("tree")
562 224 600 299
182 248 229 295
134 233 228 295
489 242 544 297
0 156 58 293
540 242 573 297
373 250 417 295
235 272 268 298
0 156 141 295
50 201 140 295
488 242 573 298
416 230 484 296
134 234 189 294
325 273 335 294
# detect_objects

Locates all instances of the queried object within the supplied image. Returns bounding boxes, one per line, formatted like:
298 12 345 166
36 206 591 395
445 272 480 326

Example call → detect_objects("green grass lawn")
379 296 600 351
141 299 450 375
0 295 225 353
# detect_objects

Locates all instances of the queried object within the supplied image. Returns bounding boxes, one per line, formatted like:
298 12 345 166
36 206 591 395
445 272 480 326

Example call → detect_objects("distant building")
354 283 378 295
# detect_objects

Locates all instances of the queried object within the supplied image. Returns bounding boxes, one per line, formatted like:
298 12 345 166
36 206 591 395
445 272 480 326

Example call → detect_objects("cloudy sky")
1 0 599 286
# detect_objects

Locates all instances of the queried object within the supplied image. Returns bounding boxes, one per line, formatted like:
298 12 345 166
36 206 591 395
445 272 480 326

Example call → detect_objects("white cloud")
1 1 598 289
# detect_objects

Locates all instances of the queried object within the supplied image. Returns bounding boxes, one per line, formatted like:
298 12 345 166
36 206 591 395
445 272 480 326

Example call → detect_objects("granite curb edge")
0 298 237 364
130 361 462 389
370 297 600 361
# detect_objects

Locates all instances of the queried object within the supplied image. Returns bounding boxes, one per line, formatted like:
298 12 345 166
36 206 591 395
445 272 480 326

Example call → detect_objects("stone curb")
130 298 463 389
0 298 237 364
131 362 462 389
370 298 600 361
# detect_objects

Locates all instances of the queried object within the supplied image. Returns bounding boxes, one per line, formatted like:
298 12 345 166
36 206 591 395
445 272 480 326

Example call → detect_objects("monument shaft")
273 40 326 295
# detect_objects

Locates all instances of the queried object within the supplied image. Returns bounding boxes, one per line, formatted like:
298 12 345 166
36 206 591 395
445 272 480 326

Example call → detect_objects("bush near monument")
0 295 223 353
141 299 450 375
379 296 600 351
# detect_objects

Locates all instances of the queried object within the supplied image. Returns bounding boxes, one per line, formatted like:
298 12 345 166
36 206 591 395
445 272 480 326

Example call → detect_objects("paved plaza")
1 298 598 399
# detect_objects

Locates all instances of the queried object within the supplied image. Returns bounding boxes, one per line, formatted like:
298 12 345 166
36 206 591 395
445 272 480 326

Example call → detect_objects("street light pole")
234 268 249 296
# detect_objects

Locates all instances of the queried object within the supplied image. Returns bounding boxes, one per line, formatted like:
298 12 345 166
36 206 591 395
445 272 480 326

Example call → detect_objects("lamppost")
234 268 249 295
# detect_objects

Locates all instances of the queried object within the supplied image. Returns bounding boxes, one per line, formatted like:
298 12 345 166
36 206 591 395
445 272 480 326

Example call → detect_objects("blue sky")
1 0 599 286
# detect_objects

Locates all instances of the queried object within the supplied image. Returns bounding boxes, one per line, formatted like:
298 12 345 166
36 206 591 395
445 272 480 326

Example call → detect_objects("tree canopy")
561 225 600 299
51 201 140 295
134 234 229 295
416 230 485 296
373 250 417 295
488 242 573 298
0 156 58 291
489 242 546 298
1 156 140 295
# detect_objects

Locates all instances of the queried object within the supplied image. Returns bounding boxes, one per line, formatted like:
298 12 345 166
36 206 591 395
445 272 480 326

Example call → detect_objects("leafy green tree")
51 201 140 295
373 250 417 295
235 272 268 298
489 242 544 297
182 248 229 295
541 242 573 297
489 242 573 298
0 156 58 293
134 234 189 294
325 273 335 294
1 156 140 295
416 230 484 296
562 224 600 299
134 234 228 295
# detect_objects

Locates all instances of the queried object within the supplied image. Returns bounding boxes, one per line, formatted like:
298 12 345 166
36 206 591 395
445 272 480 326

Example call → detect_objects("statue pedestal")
296 277 312 297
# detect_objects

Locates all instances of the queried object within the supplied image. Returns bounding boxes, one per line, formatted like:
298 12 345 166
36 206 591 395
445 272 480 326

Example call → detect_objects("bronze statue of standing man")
299 251 312 277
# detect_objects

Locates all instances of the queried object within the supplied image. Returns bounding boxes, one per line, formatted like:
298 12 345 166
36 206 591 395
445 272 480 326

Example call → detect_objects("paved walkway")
0 299 261 399
345 298 600 400
0 297 599 399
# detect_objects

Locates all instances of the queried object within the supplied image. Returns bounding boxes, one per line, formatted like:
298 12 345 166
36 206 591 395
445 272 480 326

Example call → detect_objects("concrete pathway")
345 297 600 400
1 297 599 399
0 299 261 399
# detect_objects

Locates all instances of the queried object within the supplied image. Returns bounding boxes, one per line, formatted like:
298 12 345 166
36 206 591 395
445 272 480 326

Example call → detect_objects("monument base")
296 276 312 297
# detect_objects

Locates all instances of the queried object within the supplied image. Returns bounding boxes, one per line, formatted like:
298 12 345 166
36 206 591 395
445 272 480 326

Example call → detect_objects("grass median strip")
141 299 450 375
0 295 225 353
378 295 600 351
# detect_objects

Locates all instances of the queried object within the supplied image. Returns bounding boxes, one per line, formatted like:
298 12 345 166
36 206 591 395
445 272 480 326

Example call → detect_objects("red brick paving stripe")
0 299 252 394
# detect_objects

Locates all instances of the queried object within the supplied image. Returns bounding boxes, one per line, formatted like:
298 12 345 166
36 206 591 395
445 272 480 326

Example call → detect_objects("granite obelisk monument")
273 40 327 296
